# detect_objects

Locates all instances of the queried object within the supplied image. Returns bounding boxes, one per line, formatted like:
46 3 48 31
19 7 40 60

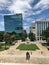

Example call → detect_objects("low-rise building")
30 23 35 34
30 19 49 41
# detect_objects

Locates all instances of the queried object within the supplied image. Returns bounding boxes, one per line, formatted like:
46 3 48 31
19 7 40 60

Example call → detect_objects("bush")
47 37 49 45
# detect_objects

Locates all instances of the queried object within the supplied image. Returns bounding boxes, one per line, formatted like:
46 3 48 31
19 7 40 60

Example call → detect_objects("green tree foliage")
16 34 20 40
0 32 4 42
10 32 20 40
3 33 11 43
42 27 49 45
3 32 11 49
20 30 27 41
29 32 35 41
10 34 16 42
0 30 27 43
42 27 49 39
47 37 49 45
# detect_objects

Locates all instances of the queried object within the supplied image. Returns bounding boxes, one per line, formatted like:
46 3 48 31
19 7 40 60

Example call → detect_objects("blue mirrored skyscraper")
4 14 23 33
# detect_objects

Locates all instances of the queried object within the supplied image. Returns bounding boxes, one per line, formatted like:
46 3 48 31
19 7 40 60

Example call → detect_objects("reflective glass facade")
4 14 23 33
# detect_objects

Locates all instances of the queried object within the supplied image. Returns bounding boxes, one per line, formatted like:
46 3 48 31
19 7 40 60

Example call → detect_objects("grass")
0 43 12 51
16 44 39 51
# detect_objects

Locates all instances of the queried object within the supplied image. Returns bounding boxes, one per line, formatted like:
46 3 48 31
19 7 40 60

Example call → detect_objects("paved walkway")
0 41 49 64
0 63 48 65
36 42 49 56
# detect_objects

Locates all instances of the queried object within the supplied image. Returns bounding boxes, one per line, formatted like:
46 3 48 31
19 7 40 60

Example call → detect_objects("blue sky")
0 0 49 33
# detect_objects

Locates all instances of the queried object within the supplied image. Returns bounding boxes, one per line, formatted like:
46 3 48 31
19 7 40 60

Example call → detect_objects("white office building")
35 20 49 40
30 23 35 34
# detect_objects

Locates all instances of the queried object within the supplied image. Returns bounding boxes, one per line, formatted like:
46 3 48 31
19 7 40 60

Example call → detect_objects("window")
15 27 23 30
16 27 19 30
20 27 23 30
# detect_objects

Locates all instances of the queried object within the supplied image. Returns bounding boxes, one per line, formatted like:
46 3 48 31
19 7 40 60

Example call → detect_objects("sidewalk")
36 43 49 55
0 63 48 65
0 42 49 63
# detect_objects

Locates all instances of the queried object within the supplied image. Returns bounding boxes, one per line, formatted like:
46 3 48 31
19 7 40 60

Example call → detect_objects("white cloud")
8 0 32 17
0 0 49 16
32 10 42 15
0 0 49 32
0 22 4 25
0 22 4 31
25 18 34 23
33 0 49 9
23 25 28 29
33 0 49 12
0 0 34 32
23 25 29 33
0 0 34 19
0 0 12 10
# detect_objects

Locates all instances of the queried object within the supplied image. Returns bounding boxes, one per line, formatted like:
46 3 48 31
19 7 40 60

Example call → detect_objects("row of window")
36 22 49 36
16 27 23 30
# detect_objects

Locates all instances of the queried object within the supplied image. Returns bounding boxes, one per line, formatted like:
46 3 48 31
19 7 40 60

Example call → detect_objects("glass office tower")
4 14 23 33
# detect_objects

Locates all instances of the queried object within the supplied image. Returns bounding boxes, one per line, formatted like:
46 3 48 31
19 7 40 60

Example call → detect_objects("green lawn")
16 44 39 51
0 43 12 51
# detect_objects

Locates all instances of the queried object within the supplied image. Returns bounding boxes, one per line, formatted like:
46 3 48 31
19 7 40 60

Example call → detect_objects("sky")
0 0 49 33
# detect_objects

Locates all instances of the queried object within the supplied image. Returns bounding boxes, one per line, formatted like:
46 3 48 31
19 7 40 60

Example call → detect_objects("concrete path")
0 63 48 65
36 43 47 50
36 43 49 56
0 41 49 64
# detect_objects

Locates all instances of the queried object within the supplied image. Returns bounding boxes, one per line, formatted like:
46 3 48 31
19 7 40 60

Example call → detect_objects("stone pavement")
0 41 49 64
0 55 49 64
36 42 49 55
0 63 48 65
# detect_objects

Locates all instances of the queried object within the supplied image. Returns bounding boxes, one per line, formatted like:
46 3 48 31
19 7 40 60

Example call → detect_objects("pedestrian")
26 52 30 61
31 51 32 55
41 51 43 54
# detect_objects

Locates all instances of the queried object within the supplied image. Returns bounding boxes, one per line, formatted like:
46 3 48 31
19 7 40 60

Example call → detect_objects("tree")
42 29 49 40
23 30 27 38
16 34 20 40
10 34 16 42
11 33 20 41
47 37 49 45
42 27 49 45
10 32 16 35
10 32 20 40
3 32 11 49
20 30 27 41
42 36 46 40
0 32 4 42
21 34 26 41
29 32 35 41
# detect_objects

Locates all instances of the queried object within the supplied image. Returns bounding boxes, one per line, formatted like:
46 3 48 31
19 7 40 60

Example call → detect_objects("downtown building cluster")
30 20 49 40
